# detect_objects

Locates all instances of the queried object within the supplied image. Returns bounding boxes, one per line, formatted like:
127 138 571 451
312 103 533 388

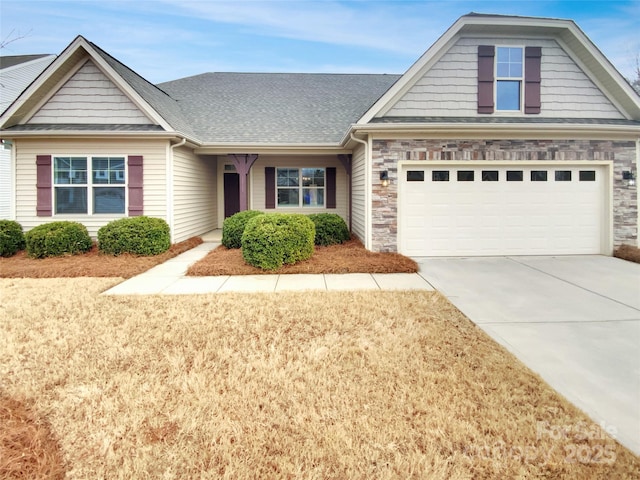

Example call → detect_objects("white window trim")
52 154 128 216
275 167 326 209
494 45 525 114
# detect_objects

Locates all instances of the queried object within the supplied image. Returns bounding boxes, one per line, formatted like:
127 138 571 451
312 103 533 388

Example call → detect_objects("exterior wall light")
380 170 390 187
622 170 636 187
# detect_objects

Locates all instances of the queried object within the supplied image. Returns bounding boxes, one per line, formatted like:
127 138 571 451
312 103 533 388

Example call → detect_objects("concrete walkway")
102 241 434 295
415 255 640 456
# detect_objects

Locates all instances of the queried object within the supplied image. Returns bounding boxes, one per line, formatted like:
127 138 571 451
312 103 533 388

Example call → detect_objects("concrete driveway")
415 255 640 456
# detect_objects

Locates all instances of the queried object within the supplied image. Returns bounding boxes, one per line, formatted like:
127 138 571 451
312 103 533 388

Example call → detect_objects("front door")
224 172 240 218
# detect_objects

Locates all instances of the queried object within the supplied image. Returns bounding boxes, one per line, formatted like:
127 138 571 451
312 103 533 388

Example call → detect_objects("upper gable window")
478 45 541 115
496 47 523 111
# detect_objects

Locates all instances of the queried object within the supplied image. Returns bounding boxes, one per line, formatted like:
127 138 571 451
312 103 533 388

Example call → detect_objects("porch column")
228 153 259 212
338 154 352 231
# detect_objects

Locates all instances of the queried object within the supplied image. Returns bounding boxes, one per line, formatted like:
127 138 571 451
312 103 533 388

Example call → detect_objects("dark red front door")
224 173 240 218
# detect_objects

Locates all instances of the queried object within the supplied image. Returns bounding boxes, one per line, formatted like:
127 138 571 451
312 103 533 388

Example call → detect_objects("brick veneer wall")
371 139 638 252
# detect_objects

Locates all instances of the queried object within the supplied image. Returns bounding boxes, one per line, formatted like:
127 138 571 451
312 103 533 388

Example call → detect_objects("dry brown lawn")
0 237 203 279
1 278 638 479
188 238 418 276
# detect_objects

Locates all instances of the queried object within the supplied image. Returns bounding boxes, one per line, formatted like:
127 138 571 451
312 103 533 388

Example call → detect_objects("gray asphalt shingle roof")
158 73 401 144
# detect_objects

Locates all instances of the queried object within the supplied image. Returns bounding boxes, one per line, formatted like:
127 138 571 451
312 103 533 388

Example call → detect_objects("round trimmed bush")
307 213 350 246
0 220 25 257
98 216 170 256
241 214 315 270
25 221 93 258
222 210 264 249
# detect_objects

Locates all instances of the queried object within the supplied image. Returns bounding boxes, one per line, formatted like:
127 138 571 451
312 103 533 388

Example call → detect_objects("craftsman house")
1 13 638 256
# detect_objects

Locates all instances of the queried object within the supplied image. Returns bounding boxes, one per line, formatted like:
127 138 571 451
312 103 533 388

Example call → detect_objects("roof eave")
194 142 351 155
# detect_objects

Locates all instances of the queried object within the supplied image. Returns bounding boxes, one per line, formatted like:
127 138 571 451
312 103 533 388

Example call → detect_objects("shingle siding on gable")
29 60 152 125
383 37 624 119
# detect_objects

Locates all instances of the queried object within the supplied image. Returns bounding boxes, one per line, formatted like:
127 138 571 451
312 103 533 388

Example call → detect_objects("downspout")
350 132 371 250
168 137 186 243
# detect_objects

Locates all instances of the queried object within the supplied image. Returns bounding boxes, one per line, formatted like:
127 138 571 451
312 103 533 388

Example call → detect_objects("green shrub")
98 216 170 256
307 213 350 246
241 214 315 270
25 221 93 258
222 210 264 249
0 220 25 257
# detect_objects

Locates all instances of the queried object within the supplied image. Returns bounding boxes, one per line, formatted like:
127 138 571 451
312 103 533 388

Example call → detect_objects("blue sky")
1 0 639 84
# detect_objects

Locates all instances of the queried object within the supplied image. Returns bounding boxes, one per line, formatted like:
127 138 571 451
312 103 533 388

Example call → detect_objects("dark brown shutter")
326 167 336 209
265 167 275 209
36 155 52 216
524 46 542 114
477 45 495 114
127 155 143 216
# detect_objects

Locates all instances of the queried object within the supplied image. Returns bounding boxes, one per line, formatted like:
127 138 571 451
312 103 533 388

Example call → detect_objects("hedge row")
0 217 171 258
222 211 350 249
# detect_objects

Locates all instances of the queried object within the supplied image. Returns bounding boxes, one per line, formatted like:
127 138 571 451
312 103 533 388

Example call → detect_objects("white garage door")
399 164 607 256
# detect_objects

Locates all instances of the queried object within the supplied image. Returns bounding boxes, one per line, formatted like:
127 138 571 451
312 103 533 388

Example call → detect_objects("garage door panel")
400 165 606 256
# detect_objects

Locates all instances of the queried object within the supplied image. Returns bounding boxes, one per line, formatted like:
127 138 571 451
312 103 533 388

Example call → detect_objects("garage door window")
406 171 425 182
580 171 596 181
482 170 499 181
555 171 572 181
432 171 449 182
457 171 475 181
531 170 548 181
506 170 523 181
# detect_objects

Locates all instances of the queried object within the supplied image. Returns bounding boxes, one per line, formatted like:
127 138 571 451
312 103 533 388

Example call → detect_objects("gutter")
167 137 186 242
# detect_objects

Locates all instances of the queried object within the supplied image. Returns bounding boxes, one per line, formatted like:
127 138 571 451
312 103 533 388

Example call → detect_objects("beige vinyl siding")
28 60 152 124
251 155 348 221
15 138 167 237
0 145 11 219
350 144 367 242
384 37 624 119
172 147 217 242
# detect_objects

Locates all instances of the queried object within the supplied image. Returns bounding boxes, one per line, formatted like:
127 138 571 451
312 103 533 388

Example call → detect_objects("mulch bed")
187 238 418 276
614 244 640 264
0 237 203 279
0 394 66 480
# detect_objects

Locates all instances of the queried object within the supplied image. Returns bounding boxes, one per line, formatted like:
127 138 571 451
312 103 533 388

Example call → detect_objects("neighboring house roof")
0 54 56 113
0 54 51 69
158 73 400 144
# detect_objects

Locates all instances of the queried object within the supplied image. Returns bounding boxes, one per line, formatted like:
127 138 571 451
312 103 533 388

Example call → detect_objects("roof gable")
27 59 153 125
358 14 640 123
0 36 194 135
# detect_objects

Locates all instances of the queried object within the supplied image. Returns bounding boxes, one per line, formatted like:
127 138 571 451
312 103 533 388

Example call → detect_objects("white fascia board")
352 122 640 140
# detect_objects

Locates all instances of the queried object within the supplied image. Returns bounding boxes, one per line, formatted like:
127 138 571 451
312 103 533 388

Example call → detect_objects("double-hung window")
496 47 523 111
276 167 325 207
54 156 125 214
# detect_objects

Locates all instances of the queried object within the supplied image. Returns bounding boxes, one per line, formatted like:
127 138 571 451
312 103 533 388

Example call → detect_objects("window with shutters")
276 167 325 207
496 47 523 111
53 156 125 214
477 45 541 115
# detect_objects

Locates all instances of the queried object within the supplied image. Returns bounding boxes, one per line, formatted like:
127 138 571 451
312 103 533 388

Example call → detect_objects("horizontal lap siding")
172 147 217 242
29 60 152 125
350 144 366 241
251 155 348 221
0 148 10 219
384 37 623 119
15 138 167 237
